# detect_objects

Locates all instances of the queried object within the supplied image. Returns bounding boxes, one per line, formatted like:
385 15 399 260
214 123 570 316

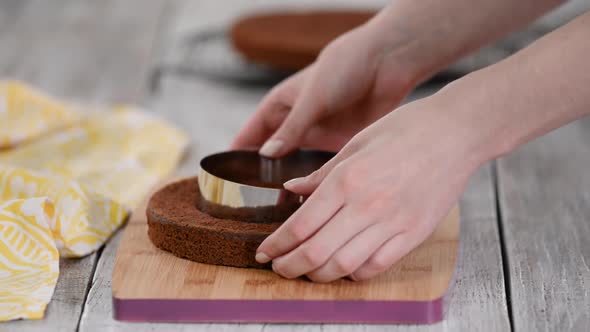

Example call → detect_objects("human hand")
231 23 418 157
254 97 485 282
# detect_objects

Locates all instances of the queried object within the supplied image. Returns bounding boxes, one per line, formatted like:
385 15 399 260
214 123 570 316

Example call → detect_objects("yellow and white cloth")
0 81 188 321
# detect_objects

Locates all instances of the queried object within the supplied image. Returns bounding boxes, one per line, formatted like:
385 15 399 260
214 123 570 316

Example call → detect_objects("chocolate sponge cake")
230 11 375 71
147 177 280 269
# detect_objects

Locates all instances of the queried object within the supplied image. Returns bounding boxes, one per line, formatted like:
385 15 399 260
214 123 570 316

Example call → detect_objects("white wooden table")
2 1 588 331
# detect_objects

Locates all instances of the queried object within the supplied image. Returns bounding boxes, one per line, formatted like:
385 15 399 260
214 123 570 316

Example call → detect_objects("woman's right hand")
231 22 419 157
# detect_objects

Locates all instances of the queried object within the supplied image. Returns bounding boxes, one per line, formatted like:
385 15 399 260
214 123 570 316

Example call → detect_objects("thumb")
259 84 321 158
283 146 353 195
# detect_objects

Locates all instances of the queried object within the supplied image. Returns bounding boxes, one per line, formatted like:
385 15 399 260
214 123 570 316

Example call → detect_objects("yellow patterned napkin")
0 81 188 321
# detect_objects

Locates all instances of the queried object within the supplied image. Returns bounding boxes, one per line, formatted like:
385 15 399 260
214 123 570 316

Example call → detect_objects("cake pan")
197 150 335 223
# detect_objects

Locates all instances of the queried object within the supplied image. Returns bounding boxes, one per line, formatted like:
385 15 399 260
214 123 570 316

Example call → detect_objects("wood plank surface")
0 1 169 331
4 0 587 331
497 118 590 331
441 164 511 331
0 0 168 102
0 0 30 32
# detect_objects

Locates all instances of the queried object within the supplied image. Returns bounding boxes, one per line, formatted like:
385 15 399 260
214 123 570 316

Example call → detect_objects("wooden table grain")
1 1 588 331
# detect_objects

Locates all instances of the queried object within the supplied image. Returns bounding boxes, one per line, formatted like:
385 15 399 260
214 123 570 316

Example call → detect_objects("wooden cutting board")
112 180 460 324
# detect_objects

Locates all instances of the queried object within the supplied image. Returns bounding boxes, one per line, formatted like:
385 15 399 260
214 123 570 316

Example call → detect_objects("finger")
232 68 310 149
349 232 418 281
271 204 376 279
259 73 324 158
284 142 362 195
230 94 287 150
305 222 397 283
283 154 346 195
255 176 343 264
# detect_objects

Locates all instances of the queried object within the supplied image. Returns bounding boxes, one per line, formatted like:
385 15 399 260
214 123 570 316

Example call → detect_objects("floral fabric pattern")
0 81 188 321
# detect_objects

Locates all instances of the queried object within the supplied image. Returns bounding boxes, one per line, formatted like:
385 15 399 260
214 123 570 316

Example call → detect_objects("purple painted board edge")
112 297 443 324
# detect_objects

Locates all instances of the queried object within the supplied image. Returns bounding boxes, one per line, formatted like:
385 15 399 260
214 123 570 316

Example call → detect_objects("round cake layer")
230 11 375 71
147 177 281 269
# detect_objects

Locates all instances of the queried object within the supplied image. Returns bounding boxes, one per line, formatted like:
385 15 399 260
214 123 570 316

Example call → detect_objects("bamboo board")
112 180 460 324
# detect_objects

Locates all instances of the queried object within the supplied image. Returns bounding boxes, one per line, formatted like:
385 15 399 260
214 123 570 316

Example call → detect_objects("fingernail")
272 262 279 274
259 139 284 157
349 273 359 282
284 177 305 188
255 252 271 264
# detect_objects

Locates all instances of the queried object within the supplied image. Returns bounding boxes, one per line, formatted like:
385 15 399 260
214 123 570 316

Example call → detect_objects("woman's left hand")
255 97 485 282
